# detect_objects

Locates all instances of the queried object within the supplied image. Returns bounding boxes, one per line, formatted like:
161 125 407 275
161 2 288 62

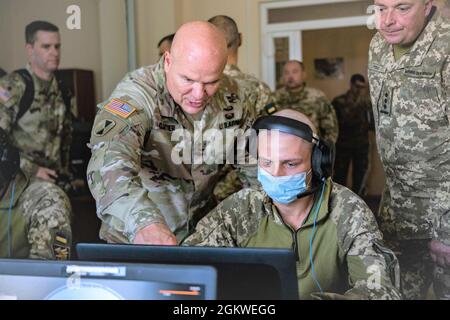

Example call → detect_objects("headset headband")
252 116 318 143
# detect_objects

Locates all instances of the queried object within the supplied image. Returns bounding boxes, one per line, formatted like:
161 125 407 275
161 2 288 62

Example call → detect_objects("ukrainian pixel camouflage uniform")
0 172 72 260
213 64 274 201
184 179 401 300
332 90 372 196
87 58 258 244
368 10 450 299
274 85 339 144
0 64 74 260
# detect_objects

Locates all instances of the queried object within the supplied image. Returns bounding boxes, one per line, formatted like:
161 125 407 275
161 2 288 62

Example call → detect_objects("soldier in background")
208 15 275 201
87 21 258 246
184 110 401 300
274 60 338 145
0 20 73 258
157 33 175 59
332 74 373 196
368 0 449 299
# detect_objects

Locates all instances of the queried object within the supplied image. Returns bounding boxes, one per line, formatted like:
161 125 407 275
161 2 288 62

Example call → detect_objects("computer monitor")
76 243 298 300
0 259 217 300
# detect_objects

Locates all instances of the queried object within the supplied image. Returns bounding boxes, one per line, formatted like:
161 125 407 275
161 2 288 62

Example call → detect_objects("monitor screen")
0 259 217 300
76 244 298 300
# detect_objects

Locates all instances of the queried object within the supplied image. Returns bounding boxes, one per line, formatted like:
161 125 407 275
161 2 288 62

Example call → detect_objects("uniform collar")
153 57 177 118
286 83 306 95
224 64 241 75
397 7 441 67
25 63 57 92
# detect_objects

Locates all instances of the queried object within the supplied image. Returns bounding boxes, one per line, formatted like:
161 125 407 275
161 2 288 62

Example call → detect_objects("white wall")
135 0 179 67
98 0 128 100
135 0 270 78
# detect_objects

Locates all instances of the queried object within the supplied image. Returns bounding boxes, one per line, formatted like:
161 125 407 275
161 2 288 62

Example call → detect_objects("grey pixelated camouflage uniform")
87 58 258 244
274 85 339 144
213 64 274 201
0 65 73 260
368 9 449 299
184 179 402 300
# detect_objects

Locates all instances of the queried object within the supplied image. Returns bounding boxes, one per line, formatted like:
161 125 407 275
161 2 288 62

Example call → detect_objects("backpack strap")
14 69 73 122
13 69 35 121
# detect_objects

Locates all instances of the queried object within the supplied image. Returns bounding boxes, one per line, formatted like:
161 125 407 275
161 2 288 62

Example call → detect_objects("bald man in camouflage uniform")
209 15 275 201
184 110 401 300
274 60 338 145
87 21 258 245
368 1 449 299
0 21 73 260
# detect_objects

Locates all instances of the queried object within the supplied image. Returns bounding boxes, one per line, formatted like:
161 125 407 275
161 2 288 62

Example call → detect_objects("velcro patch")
94 119 116 136
53 231 71 260
264 103 277 115
104 98 137 119
0 85 11 103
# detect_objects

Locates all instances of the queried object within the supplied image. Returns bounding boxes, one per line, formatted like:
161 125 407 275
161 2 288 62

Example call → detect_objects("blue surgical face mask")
257 166 312 205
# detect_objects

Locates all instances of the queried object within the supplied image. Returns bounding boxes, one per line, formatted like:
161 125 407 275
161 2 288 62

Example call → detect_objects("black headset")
252 115 335 181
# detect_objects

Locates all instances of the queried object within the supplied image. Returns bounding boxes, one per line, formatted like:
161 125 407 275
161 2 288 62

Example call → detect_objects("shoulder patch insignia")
94 119 116 136
264 103 277 115
0 85 12 103
104 98 137 119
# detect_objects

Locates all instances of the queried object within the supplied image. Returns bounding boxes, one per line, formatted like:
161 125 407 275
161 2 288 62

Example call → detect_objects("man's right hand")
133 223 177 245
36 167 58 183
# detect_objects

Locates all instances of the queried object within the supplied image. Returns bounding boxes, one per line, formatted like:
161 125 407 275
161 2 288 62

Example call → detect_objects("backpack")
13 69 72 121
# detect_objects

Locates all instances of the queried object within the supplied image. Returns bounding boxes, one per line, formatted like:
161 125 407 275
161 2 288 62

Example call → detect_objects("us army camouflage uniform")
368 9 450 299
222 64 275 116
213 64 274 201
0 64 74 178
184 179 402 300
0 64 73 260
332 90 373 196
0 172 72 260
274 85 338 144
87 58 258 244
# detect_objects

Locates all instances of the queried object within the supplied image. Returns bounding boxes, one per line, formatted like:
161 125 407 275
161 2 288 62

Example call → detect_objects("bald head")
257 109 316 179
170 21 228 65
274 109 317 135
164 21 228 114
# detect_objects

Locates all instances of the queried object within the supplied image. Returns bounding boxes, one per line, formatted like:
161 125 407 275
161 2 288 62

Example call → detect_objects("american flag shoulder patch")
104 98 137 119
0 85 12 103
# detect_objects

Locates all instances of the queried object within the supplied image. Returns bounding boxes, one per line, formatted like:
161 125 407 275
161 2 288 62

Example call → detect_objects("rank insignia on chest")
379 85 392 116
225 113 234 120
104 98 137 119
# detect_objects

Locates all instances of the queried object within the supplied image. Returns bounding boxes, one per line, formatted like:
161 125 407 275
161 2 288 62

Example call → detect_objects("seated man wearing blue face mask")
182 109 402 300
